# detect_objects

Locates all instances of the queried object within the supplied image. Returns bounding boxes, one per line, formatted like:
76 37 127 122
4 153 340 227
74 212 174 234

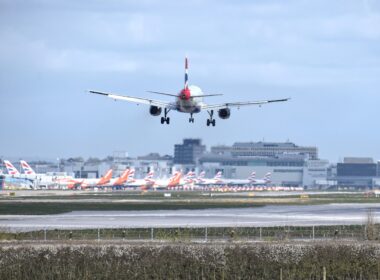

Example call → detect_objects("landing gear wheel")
207 110 215 127
189 118 194 123
161 108 171 125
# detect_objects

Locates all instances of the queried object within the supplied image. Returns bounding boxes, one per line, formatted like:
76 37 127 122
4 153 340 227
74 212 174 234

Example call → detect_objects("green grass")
0 191 379 215
0 201 263 215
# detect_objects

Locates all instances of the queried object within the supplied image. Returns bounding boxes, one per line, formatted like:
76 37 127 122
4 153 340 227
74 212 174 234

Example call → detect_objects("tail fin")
144 171 155 184
97 169 113 185
184 57 189 89
248 171 256 181
20 160 36 175
214 171 223 179
145 171 154 179
128 169 135 180
198 171 205 179
168 171 182 186
113 168 130 185
4 160 20 175
264 172 271 183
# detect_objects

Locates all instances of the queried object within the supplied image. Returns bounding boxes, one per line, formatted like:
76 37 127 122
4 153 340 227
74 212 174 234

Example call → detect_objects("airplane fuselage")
175 85 203 113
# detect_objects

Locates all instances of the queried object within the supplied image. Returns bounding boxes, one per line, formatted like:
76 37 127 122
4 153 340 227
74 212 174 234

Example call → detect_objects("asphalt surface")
1 203 379 230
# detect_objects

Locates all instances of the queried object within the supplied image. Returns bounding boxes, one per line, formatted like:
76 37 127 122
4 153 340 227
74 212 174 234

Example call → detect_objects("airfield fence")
2 224 378 242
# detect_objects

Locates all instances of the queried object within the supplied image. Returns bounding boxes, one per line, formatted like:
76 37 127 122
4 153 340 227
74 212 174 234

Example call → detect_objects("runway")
1 203 380 230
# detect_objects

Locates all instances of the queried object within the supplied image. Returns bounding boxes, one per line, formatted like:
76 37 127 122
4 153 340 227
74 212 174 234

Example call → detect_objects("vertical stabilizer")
20 160 36 175
4 160 20 175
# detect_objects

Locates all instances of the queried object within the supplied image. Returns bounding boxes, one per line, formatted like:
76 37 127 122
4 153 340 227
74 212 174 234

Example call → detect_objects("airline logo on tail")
248 171 256 182
197 171 206 183
127 169 136 183
144 171 155 184
96 169 113 186
184 171 196 183
4 160 20 175
264 172 271 183
20 160 36 175
214 171 223 183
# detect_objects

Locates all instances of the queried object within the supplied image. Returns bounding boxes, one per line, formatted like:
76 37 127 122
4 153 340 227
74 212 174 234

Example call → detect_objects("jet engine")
149 106 162 116
218 108 231 119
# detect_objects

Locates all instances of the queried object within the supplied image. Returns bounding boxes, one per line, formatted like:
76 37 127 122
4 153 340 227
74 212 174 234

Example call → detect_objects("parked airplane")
90 58 290 126
153 171 182 189
196 171 224 186
224 171 257 186
73 169 113 189
124 170 155 188
251 172 272 185
107 168 132 187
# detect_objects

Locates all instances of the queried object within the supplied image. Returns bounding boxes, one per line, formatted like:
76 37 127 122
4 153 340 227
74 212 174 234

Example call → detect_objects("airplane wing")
89 90 173 108
201 98 290 110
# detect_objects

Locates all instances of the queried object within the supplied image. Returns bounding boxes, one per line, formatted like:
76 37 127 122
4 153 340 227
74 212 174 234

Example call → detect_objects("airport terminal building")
198 142 328 188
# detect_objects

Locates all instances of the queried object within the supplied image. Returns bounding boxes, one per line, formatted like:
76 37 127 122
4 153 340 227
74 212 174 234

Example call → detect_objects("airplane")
76 169 113 189
153 171 182 190
224 171 257 186
251 172 272 185
196 171 224 186
110 168 132 186
89 57 290 126
124 170 155 188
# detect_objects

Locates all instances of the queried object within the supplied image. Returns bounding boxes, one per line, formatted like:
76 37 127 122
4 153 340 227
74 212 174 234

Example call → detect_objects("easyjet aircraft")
108 168 131 187
153 171 182 189
90 58 290 126
78 169 113 189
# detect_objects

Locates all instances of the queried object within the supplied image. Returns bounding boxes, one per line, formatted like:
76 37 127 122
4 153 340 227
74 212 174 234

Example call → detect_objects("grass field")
0 190 379 215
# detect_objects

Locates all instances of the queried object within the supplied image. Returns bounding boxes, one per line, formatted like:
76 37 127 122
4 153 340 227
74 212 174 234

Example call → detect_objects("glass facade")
337 163 377 177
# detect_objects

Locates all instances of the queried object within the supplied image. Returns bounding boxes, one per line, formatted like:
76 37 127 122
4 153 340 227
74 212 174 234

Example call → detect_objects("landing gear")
206 110 216 127
160 108 170 125
189 113 195 123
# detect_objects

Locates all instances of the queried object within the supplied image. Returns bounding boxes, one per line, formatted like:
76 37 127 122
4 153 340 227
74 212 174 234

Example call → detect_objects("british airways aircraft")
90 58 290 126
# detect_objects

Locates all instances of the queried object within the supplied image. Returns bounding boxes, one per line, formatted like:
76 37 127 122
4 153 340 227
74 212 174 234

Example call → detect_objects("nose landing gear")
189 113 195 123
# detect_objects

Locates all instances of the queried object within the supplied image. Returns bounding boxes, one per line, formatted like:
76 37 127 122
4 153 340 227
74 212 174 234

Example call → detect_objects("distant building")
174 139 206 165
211 141 318 160
200 141 326 188
336 157 378 189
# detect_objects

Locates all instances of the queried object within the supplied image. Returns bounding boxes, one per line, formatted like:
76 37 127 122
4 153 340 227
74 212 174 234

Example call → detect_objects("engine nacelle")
149 106 162 116
218 108 231 119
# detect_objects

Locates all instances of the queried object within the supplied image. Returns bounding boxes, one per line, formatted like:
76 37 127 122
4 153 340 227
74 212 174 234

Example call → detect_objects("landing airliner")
90 58 290 126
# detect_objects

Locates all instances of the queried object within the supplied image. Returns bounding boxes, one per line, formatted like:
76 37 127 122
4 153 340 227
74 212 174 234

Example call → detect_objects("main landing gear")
160 108 170 124
207 110 216 127
189 113 195 123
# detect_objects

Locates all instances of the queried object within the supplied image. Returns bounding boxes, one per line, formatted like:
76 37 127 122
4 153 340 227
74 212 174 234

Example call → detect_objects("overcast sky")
0 0 379 162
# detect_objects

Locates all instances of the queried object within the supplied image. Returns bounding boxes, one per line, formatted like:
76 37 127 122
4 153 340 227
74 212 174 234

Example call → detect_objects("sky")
0 0 379 162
